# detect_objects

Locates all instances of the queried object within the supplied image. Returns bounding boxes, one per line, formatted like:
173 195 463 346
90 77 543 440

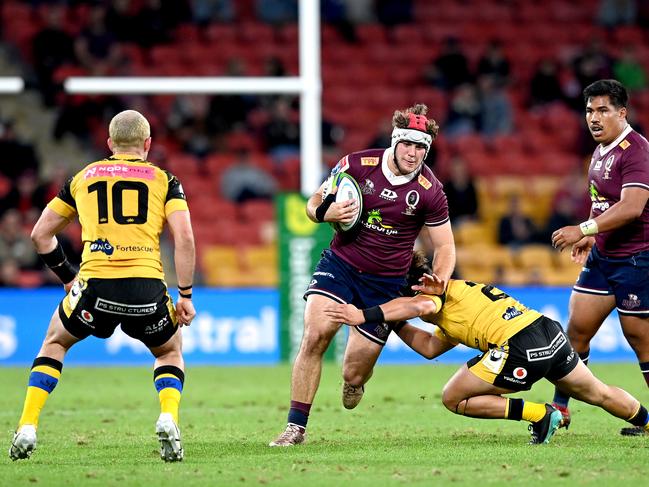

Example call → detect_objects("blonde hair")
109 110 150 148
392 103 439 139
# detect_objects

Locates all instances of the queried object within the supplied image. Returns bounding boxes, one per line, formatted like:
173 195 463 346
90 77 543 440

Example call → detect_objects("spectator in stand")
263 97 300 160
443 157 479 225
613 46 647 92
343 0 375 23
256 0 298 24
15 171 46 219
134 0 191 48
74 5 121 75
0 119 40 181
105 0 138 43
477 40 510 86
444 83 482 138
479 75 513 137
191 0 236 25
264 56 287 77
529 59 565 107
322 0 358 43
425 37 472 91
376 0 413 26
0 210 40 271
220 149 277 203
597 0 637 27
568 39 613 109
498 194 539 248
32 5 75 106
0 259 21 287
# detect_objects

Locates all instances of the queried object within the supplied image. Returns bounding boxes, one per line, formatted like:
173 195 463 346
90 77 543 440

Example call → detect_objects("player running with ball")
269 104 456 446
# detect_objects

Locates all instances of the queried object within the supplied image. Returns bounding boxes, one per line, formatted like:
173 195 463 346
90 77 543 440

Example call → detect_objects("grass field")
1 363 648 486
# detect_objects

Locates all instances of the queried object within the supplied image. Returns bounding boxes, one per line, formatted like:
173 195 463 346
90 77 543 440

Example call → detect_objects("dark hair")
582 79 629 108
401 250 432 297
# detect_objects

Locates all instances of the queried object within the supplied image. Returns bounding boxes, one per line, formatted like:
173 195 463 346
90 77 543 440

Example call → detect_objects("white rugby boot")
9 424 37 461
155 413 183 462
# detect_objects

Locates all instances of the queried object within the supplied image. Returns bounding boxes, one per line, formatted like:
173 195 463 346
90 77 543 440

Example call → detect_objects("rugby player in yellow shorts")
324 251 649 444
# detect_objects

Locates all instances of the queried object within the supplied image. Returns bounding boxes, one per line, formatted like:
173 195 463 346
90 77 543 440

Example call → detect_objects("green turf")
1 363 648 486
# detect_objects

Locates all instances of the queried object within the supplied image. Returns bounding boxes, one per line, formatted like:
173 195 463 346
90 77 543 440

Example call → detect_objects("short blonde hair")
109 110 150 148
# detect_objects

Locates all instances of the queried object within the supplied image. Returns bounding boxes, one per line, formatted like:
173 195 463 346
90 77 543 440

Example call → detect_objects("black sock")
628 405 649 427
506 398 524 421
640 361 649 387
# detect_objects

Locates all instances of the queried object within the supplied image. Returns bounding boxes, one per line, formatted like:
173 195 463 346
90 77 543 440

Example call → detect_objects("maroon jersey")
329 149 449 276
588 126 649 257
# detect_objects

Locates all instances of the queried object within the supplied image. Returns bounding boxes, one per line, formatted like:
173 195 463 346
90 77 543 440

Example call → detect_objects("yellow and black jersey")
423 280 542 351
47 154 189 280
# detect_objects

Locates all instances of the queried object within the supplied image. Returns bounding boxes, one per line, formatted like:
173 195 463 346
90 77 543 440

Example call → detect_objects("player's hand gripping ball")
322 172 363 232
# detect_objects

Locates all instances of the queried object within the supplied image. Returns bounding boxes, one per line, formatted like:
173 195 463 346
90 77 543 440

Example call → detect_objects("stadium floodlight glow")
0 77 24 93
64 77 305 95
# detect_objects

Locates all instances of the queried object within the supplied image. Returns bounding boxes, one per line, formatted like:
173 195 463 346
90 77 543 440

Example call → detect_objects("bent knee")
441 389 465 414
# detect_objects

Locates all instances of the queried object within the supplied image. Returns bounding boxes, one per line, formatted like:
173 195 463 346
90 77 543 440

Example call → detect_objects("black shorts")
59 277 178 348
467 316 578 391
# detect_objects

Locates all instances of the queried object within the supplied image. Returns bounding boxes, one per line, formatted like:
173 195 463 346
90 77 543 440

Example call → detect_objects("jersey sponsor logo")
90 238 114 255
403 190 420 215
484 346 507 373
374 323 390 339
588 183 610 211
331 157 349 175
115 244 154 253
95 298 157 316
620 140 630 150
593 158 602 171
622 294 641 309
526 331 566 361
513 367 528 379
313 271 335 279
360 157 379 166
418 175 432 189
144 316 168 335
361 179 375 195
603 154 615 179
502 306 523 320
84 164 155 180
379 188 398 201
78 309 95 327
363 209 398 235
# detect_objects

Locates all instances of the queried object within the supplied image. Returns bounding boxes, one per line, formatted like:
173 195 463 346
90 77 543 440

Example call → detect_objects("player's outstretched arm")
395 323 456 360
324 295 439 326
167 210 196 326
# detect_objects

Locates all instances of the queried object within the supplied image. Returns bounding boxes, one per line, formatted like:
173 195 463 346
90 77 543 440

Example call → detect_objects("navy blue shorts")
574 245 649 317
304 249 407 345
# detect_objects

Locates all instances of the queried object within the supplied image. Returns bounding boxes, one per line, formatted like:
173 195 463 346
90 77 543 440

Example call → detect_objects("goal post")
64 1 322 196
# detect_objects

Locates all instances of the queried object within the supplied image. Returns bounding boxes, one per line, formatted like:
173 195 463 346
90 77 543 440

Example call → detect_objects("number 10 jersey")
47 154 189 280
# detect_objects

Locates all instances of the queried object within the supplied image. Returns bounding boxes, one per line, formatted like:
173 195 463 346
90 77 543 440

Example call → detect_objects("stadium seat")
514 244 555 270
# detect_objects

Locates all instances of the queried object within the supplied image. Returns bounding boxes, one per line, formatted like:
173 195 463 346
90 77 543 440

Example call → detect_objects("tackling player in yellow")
324 251 649 444
9 110 195 462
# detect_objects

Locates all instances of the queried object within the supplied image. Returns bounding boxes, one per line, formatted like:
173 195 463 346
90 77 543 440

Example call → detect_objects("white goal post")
0 77 24 93
64 1 323 195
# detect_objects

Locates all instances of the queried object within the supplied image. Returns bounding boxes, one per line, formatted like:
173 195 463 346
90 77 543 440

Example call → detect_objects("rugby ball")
323 172 363 232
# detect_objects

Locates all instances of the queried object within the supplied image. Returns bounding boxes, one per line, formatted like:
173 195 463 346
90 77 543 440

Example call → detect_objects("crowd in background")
0 0 648 286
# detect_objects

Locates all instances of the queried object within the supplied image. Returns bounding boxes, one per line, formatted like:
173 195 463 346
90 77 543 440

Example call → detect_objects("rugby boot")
9 424 37 461
268 424 305 447
620 425 649 436
551 402 571 429
342 383 365 409
529 404 563 444
156 413 183 462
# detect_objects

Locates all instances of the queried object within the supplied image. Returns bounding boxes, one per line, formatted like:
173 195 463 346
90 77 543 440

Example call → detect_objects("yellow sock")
159 388 181 423
154 367 184 424
18 361 62 428
522 401 547 423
